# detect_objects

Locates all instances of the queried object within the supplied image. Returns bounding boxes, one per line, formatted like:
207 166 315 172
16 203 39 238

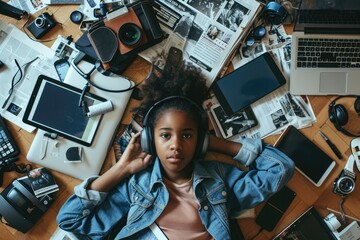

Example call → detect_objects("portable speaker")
140 96 209 159
328 96 360 137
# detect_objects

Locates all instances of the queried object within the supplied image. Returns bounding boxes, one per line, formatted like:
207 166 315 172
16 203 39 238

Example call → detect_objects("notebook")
289 0 360 95
26 61 133 180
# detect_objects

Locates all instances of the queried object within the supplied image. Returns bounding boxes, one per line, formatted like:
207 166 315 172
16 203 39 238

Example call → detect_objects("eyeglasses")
2 57 39 109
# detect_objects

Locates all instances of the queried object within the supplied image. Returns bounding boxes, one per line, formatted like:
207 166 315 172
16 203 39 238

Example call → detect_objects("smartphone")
274 125 336 187
163 47 183 74
54 58 70 82
255 186 296 231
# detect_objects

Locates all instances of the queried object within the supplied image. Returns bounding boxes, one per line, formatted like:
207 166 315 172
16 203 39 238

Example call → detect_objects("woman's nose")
170 136 182 150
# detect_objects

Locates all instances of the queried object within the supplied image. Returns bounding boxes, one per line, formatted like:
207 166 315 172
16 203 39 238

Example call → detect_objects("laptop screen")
300 0 360 10
294 0 360 33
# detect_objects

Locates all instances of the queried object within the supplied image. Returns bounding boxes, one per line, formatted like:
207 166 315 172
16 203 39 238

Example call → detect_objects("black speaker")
328 96 360 137
264 1 288 25
140 96 209 159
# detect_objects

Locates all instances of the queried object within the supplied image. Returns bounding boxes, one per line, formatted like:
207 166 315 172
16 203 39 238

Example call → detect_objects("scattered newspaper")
9 0 47 14
204 88 315 140
0 22 57 132
205 24 316 140
138 0 262 85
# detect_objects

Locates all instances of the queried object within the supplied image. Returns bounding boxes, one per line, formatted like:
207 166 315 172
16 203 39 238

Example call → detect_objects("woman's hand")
88 132 153 192
117 132 154 176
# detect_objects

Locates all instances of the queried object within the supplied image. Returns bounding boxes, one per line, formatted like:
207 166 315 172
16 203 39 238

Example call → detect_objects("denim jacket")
57 138 294 240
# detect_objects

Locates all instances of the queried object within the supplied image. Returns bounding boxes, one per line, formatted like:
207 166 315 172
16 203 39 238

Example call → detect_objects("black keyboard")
296 38 360 68
0 116 20 161
298 10 360 24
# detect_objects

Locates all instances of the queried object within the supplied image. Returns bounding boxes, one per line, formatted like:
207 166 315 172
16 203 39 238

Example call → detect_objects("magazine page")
27 167 59 198
228 24 316 139
210 104 258 139
0 22 56 132
139 0 262 85
9 0 47 14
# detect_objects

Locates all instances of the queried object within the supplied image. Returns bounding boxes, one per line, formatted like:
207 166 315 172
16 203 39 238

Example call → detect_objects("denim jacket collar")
148 158 223 190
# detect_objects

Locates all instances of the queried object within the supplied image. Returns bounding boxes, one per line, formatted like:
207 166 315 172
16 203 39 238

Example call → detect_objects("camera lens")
338 177 355 194
118 23 142 46
35 16 46 28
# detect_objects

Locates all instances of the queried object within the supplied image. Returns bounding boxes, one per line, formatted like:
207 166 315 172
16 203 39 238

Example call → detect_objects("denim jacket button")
222 191 227 196
83 209 90 216
203 205 209 211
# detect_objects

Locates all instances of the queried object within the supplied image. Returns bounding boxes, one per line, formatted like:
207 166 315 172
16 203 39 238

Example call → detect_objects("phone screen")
54 59 70 82
275 125 336 187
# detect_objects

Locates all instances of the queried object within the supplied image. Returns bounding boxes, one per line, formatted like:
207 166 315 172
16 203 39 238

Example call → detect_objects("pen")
319 131 342 159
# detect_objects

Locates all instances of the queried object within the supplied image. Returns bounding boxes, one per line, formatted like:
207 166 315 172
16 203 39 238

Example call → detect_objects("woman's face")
154 109 198 181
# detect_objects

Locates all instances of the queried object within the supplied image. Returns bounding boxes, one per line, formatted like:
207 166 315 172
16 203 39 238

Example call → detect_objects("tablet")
23 75 106 146
212 52 287 116
274 125 336 187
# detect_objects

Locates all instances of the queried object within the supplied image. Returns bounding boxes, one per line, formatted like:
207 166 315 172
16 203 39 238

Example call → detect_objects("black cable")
339 196 347 224
0 157 33 187
71 53 142 94
2 57 39 109
249 227 264 240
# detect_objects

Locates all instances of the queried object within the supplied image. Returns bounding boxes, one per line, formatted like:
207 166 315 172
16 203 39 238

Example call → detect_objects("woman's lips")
167 154 183 163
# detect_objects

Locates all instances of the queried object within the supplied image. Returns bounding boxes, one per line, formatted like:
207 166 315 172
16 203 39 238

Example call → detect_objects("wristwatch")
333 155 356 196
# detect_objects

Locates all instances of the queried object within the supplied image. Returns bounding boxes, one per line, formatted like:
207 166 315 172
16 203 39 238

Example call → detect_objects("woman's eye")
160 133 170 139
182 133 191 139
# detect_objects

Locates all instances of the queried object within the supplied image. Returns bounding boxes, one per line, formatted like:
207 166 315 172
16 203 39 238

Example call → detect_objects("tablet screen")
275 125 336 187
23 75 105 146
212 52 287 116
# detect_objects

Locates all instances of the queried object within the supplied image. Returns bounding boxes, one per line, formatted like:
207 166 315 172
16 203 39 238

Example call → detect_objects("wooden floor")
1 5 360 240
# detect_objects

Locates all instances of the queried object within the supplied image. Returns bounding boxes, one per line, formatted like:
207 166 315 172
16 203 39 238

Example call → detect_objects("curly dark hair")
132 61 210 120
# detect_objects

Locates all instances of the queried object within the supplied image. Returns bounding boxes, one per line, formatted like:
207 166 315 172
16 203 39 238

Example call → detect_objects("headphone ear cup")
141 127 155 155
354 96 360 115
333 104 349 127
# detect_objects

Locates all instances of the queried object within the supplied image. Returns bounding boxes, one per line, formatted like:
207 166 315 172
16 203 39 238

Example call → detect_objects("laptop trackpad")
319 72 347 93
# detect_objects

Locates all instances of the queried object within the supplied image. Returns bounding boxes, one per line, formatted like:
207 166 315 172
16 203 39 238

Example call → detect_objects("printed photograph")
211 104 258 138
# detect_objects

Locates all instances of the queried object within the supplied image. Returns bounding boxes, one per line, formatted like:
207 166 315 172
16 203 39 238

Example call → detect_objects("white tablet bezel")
274 125 336 187
23 75 105 146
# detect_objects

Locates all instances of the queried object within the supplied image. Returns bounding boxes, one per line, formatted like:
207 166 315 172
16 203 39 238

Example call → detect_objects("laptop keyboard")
296 38 360 68
299 10 360 24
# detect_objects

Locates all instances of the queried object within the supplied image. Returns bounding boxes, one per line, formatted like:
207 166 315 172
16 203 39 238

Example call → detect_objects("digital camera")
87 0 164 73
27 12 56 39
333 169 356 196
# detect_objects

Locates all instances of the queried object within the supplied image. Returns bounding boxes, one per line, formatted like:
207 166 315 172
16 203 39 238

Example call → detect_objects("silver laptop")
27 61 133 180
290 0 360 95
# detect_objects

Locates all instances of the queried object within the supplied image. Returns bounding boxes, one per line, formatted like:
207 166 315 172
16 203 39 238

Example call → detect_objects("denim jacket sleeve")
56 176 131 239
225 137 295 216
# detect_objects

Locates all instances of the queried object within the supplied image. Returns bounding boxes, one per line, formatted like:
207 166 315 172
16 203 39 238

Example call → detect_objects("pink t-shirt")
156 177 213 240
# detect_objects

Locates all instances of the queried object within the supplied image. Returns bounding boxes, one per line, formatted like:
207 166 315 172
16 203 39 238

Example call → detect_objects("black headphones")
140 96 209 159
328 96 360 137
263 1 288 25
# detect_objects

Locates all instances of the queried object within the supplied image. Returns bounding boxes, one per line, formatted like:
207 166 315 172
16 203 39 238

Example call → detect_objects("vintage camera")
0 176 54 233
333 169 356 196
87 0 164 73
27 12 56 39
